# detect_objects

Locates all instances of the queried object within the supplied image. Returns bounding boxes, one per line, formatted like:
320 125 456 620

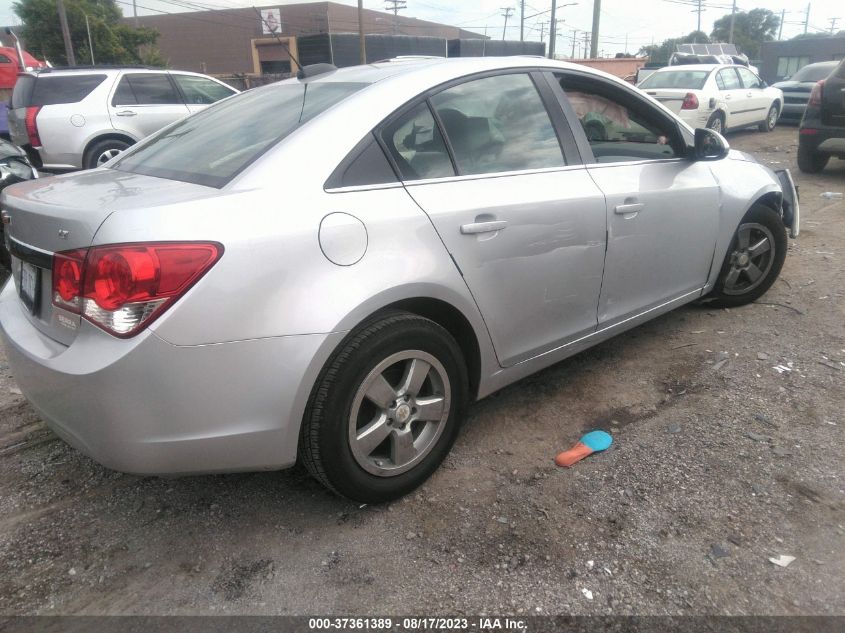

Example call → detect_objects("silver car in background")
7 67 238 170
0 57 798 503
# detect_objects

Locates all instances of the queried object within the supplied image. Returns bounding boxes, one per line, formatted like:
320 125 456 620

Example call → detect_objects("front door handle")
460 220 508 235
614 202 644 215
115 110 137 117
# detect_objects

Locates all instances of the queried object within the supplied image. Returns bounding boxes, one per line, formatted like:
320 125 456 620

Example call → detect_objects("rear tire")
706 112 724 134
84 139 131 170
299 311 468 503
797 145 829 173
703 204 787 308
758 104 778 132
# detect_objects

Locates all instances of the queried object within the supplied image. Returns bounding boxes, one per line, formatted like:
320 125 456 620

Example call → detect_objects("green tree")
13 0 164 66
710 8 779 59
638 31 710 65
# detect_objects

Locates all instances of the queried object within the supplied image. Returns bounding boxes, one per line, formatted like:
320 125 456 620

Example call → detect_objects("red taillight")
799 128 819 135
681 92 699 110
807 80 824 107
24 106 42 147
52 242 223 337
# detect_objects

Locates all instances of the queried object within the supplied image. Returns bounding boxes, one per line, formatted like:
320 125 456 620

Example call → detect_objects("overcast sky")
1 0 842 57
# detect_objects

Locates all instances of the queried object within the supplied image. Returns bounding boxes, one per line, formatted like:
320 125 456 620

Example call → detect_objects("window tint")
736 67 762 89
173 74 236 105
24 74 106 106
0 54 11 63
558 75 680 163
791 63 836 82
718 68 741 90
381 101 455 181
639 70 710 90
113 73 180 105
114 82 366 188
429 73 564 175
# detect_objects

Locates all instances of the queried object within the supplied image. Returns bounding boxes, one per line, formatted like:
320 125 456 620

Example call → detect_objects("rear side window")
15 74 106 107
429 73 565 175
173 74 236 105
112 73 181 105
381 101 455 181
717 68 741 90
114 81 367 188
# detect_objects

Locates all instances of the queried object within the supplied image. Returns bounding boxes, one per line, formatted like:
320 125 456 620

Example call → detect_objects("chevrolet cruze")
0 57 799 502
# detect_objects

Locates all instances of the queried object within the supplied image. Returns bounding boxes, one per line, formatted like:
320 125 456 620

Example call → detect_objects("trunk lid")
1 169 221 346
642 89 693 114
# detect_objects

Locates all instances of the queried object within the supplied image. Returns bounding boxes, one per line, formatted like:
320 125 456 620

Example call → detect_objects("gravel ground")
0 126 843 616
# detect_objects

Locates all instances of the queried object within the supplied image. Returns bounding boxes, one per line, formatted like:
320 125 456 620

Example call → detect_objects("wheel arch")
82 133 136 166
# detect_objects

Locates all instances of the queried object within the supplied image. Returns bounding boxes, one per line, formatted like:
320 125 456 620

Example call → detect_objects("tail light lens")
807 80 824 107
24 106 42 147
51 242 223 338
681 92 699 110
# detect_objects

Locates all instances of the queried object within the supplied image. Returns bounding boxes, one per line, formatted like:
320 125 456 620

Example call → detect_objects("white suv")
8 67 238 170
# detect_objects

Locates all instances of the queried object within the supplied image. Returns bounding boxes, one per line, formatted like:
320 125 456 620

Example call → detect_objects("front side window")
114 81 366 188
381 101 455 181
717 68 742 90
113 73 180 106
557 74 681 163
173 74 236 105
429 73 565 175
736 67 762 89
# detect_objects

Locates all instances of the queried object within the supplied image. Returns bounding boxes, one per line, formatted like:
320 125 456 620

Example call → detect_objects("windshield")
114 81 367 188
639 70 711 90
790 63 836 82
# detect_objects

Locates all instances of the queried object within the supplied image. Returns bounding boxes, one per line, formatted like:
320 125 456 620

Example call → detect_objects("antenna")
252 6 302 74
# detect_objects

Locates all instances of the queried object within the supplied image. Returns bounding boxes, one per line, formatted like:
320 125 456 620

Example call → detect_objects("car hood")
772 80 814 92
727 149 760 164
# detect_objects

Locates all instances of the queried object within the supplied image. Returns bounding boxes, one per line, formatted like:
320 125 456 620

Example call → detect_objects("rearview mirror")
693 127 729 161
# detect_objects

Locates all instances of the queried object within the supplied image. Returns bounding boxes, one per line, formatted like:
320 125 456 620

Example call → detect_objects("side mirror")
693 127 730 161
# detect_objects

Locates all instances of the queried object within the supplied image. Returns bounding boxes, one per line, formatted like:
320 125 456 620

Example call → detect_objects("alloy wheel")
722 222 776 295
348 350 451 477
97 148 123 166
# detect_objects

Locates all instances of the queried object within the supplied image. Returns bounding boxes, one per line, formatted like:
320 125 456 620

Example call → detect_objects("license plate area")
19 261 41 314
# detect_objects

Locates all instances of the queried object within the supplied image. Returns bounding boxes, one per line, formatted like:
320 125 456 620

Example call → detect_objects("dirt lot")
0 126 843 616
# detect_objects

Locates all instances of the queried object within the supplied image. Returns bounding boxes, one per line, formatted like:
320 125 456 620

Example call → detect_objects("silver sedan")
0 57 798 503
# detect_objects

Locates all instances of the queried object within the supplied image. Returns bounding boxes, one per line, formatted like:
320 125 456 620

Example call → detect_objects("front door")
554 72 720 327
736 66 770 124
716 67 751 127
380 72 607 367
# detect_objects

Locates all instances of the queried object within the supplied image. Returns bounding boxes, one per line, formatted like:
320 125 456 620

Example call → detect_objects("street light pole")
357 0 366 64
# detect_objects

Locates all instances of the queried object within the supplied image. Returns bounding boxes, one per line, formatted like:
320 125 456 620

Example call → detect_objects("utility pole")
520 0 525 41
803 3 810 34
590 0 600 58
548 0 557 59
829 17 840 34
84 14 95 65
537 21 547 42
384 0 406 15
695 0 703 32
728 0 736 44
571 29 578 57
778 9 785 40
132 0 138 27
357 0 366 64
56 0 75 66
501 7 514 41
583 30 590 58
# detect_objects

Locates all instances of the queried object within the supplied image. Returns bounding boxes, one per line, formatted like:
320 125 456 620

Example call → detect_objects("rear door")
821 59 845 127
108 72 190 139
382 71 607 367
170 73 237 115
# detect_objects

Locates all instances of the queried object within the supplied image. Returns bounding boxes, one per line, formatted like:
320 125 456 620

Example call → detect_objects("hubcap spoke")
745 262 764 283
737 227 750 250
748 237 770 258
725 266 741 288
391 429 416 465
415 396 445 421
365 374 398 409
355 415 392 456
399 358 430 397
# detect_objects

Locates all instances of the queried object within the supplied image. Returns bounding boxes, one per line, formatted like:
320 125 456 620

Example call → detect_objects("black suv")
797 57 845 173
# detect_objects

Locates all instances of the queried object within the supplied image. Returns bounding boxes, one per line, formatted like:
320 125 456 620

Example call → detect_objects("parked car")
0 138 36 268
773 61 839 123
797 58 845 173
7 67 238 170
0 57 798 503
638 64 783 135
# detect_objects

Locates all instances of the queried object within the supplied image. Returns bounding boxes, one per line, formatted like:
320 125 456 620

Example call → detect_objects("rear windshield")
113 81 367 188
639 70 711 90
791 63 837 82
13 74 107 107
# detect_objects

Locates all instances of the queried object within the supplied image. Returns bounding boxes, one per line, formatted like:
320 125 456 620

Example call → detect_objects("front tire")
703 204 787 308
299 311 468 503
758 104 779 132
797 145 829 173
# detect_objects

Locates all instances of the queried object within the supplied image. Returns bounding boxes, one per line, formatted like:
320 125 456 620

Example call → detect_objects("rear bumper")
0 280 340 475
799 126 845 156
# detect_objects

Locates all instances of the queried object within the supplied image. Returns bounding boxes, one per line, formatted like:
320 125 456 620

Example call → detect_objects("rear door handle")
460 220 508 235
115 110 137 117
614 202 644 215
